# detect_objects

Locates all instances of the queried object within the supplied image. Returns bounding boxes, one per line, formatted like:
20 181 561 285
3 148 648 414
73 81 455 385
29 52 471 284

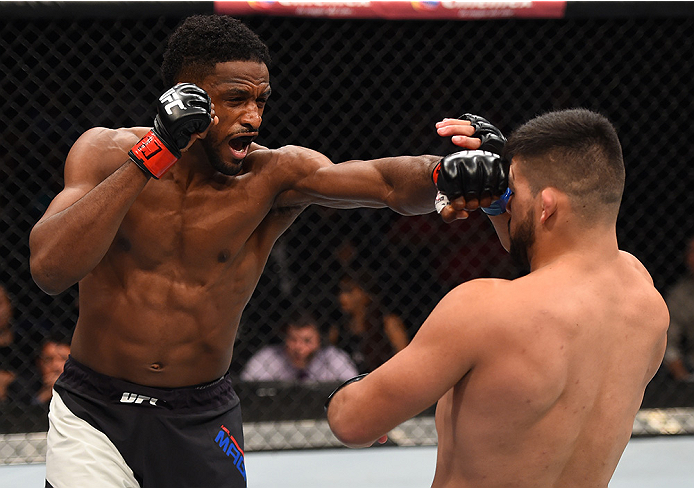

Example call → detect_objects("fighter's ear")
540 188 558 224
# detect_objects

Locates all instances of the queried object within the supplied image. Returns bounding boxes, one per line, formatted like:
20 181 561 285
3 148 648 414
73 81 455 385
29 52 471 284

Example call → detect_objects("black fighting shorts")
45 357 246 488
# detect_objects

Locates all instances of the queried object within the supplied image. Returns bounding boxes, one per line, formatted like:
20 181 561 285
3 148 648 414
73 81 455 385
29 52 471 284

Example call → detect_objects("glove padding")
433 150 509 204
129 83 212 179
459 113 506 155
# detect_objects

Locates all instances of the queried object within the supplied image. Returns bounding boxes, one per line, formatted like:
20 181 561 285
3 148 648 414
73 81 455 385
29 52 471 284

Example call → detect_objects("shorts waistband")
55 356 238 413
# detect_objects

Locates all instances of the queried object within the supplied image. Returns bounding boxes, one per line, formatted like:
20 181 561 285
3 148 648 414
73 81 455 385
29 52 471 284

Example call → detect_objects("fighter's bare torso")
431 251 667 488
70 131 308 386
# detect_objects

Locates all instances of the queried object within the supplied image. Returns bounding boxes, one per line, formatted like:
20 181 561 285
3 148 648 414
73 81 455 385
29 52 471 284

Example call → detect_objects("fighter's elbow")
328 410 376 448
29 255 72 295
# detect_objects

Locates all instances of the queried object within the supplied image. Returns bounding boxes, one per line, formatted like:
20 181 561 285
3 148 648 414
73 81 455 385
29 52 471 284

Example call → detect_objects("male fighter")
29 15 508 488
326 109 669 488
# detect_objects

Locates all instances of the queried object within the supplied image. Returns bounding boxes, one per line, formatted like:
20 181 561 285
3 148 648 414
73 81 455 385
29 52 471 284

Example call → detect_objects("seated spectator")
330 272 409 373
33 334 71 405
664 235 694 382
0 284 31 405
241 313 357 383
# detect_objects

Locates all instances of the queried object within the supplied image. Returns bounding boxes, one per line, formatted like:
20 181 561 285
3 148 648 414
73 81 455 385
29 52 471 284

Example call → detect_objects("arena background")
1 0 694 464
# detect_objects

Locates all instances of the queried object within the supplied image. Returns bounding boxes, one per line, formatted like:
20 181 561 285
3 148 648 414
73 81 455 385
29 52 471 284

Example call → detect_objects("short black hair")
504 108 625 221
161 15 271 87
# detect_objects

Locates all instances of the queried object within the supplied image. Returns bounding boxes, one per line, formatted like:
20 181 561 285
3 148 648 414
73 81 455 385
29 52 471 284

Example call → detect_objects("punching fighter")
29 15 509 488
326 109 669 488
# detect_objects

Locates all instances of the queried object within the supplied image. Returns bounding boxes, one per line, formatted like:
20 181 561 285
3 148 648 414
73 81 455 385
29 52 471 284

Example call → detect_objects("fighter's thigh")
45 390 139 488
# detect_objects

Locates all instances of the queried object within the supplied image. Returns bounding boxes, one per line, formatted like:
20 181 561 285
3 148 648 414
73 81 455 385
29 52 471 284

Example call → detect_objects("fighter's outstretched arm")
274 145 443 215
273 118 492 216
326 279 501 448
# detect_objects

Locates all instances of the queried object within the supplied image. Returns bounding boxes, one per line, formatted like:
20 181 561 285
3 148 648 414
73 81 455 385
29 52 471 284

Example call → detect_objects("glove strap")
481 188 513 216
431 160 442 185
324 373 368 411
128 129 179 179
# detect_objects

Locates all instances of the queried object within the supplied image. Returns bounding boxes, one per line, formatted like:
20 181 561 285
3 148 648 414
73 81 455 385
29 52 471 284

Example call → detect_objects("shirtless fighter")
29 15 508 488
326 109 669 488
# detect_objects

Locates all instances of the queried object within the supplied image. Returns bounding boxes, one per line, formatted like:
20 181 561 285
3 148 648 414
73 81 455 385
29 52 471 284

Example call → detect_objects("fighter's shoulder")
618 250 653 283
247 144 330 176
618 250 668 319
66 126 148 176
437 278 515 322
71 126 147 153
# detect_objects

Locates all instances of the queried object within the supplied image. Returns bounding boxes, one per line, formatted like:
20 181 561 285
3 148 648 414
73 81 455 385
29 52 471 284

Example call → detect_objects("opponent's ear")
540 188 558 224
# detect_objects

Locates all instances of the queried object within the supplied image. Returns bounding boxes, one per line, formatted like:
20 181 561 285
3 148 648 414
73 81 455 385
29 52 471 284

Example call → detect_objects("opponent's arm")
326 280 497 448
436 114 512 251
30 84 214 295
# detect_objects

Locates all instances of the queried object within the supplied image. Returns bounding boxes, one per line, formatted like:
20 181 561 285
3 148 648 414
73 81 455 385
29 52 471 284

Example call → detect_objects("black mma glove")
129 83 212 179
458 113 506 155
432 150 509 211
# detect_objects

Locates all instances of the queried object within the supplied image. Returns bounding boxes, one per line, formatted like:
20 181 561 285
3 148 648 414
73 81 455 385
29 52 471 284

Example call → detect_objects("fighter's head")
161 15 271 88
503 109 625 267
162 16 272 175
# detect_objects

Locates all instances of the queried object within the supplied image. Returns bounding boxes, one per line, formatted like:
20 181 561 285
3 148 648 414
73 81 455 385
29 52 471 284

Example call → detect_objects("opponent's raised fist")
458 113 506 155
129 83 213 179
432 150 508 204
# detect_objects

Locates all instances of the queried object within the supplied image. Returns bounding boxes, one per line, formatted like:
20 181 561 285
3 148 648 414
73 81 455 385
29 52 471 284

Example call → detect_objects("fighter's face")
197 61 271 175
506 163 535 270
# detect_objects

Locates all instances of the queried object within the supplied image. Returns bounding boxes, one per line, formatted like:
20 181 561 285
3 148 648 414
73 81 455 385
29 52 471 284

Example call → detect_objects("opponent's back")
433 250 668 488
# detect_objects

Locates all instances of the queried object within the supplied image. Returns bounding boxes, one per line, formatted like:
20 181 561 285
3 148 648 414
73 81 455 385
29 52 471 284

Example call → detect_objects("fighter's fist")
129 83 213 179
458 113 506 155
432 150 508 206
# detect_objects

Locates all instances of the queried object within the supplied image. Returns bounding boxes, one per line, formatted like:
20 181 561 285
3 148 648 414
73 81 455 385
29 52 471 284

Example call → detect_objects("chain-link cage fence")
2 3 694 464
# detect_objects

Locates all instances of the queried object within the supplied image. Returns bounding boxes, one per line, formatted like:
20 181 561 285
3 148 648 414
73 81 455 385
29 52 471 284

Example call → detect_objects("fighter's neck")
529 228 619 272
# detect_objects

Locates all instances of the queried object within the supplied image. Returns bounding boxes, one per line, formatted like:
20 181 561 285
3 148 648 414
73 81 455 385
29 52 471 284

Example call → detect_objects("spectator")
241 313 357 382
0 285 31 405
664 235 694 382
34 334 71 405
331 272 409 373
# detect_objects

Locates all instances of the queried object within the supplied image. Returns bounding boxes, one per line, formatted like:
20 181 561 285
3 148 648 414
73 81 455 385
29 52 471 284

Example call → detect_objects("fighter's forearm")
488 212 511 251
352 155 440 216
30 160 148 294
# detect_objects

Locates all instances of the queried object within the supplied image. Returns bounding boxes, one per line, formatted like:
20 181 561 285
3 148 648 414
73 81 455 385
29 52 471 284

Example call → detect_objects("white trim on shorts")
46 389 140 488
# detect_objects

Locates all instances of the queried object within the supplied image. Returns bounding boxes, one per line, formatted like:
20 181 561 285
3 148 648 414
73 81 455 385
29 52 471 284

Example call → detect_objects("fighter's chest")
115 183 272 265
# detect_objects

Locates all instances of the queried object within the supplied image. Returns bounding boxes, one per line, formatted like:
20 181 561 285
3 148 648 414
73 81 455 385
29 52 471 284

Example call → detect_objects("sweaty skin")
29 61 492 387
327 160 669 488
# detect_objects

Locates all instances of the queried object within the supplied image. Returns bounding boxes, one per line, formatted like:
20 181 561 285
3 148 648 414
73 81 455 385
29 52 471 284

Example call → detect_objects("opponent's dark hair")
504 108 625 221
161 15 271 87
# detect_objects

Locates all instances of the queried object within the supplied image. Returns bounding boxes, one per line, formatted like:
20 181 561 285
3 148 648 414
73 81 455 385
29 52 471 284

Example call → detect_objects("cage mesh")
1 9 694 462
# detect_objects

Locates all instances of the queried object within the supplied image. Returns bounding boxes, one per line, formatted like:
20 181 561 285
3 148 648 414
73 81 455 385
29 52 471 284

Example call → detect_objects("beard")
509 207 535 270
200 137 244 176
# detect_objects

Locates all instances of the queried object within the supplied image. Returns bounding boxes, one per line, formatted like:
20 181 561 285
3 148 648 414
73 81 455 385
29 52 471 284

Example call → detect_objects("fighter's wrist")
128 129 179 179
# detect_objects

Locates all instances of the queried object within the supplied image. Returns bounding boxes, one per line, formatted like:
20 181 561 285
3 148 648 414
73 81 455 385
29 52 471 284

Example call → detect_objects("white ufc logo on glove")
159 87 185 115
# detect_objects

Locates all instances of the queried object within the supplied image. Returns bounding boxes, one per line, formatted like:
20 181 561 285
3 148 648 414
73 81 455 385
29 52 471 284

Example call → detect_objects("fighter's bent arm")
327 280 501 447
29 128 149 295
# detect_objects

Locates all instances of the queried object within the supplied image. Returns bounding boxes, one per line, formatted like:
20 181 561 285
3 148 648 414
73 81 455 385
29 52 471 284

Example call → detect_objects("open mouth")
229 135 256 160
